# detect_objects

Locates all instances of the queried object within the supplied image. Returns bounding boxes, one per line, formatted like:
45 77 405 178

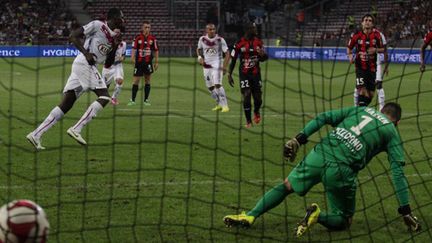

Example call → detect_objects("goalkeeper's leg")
223 182 293 228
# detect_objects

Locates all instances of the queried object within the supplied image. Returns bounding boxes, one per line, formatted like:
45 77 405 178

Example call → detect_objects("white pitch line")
0 173 430 190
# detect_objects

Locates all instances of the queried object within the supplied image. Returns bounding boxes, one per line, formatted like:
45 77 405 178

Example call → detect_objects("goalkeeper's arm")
390 160 421 232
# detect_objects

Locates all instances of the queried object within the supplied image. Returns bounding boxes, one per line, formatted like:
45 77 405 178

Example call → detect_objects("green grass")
0 56 431 242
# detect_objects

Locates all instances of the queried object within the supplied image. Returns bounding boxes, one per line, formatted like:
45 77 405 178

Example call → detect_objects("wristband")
295 133 308 145
398 204 411 215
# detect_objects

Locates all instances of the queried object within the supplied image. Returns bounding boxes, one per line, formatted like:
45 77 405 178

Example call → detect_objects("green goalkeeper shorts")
287 148 357 217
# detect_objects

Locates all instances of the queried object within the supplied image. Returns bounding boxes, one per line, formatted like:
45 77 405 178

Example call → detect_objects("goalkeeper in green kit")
223 103 421 236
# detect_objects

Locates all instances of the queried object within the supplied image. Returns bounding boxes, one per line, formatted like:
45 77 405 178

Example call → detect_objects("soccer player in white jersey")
374 29 388 111
102 29 127 106
26 8 124 150
197 23 231 112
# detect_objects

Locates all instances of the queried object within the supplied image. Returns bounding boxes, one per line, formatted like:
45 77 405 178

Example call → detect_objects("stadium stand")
0 0 78 45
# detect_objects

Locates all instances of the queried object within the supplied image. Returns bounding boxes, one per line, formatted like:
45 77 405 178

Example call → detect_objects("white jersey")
375 30 387 64
80 20 118 64
197 34 228 68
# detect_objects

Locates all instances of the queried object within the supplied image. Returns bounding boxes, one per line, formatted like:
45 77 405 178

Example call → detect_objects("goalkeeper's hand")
227 74 234 87
283 138 300 162
398 205 421 232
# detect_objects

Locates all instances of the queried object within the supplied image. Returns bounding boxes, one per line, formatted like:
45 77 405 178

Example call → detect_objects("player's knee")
358 95 371 106
215 84 222 89
97 96 111 107
208 86 215 91
242 89 251 98
116 79 124 85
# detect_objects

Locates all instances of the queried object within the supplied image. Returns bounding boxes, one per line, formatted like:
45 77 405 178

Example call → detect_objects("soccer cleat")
296 203 321 237
221 106 230 112
244 122 252 128
127 100 136 106
67 128 87 145
111 98 119 105
223 211 255 228
212 105 222 111
144 100 151 106
253 112 261 124
26 133 46 150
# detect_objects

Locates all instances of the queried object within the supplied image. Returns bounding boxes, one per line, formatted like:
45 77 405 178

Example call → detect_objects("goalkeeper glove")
283 133 307 162
398 205 421 232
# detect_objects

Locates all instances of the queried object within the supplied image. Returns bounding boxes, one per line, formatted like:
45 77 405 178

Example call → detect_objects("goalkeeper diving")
223 103 421 236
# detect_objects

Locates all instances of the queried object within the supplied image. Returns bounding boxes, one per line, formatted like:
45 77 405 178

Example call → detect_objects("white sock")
378 88 385 111
33 106 64 139
353 88 359 106
72 101 103 133
216 86 228 107
210 89 219 104
112 83 123 99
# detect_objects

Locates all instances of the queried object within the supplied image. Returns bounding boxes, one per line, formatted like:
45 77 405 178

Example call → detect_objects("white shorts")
102 63 124 86
203 68 223 88
376 62 383 81
63 55 106 97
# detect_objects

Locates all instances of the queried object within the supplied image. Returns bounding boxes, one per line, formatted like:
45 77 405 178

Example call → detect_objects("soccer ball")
0 200 49 243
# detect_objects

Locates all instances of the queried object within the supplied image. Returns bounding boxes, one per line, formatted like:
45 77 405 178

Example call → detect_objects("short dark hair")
381 102 402 122
107 8 123 20
142 20 150 25
361 14 374 23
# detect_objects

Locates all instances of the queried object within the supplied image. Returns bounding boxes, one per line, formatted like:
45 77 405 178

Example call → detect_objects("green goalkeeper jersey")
301 106 409 206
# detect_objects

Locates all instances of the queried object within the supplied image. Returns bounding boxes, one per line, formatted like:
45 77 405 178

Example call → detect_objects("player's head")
206 23 217 38
244 22 257 39
106 8 124 29
142 21 151 35
381 102 402 126
361 14 374 30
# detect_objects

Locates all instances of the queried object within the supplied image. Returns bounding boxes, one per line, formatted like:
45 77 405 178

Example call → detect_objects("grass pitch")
0 56 431 242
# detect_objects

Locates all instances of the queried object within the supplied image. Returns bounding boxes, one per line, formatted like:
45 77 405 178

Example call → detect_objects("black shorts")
239 72 262 93
355 69 376 91
134 62 153 76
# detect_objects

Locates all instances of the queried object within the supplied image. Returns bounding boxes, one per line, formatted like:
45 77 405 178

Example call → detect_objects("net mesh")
0 0 432 242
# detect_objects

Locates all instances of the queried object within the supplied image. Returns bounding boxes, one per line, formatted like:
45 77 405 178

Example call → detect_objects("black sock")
144 84 151 101
243 97 252 123
132 84 138 102
252 91 262 114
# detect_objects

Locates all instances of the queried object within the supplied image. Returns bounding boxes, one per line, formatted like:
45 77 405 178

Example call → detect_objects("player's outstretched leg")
26 106 65 150
68 90 110 145
296 203 321 237
223 183 292 228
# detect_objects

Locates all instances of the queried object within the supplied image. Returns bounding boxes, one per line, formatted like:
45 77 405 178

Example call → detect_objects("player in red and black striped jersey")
420 30 432 72
347 14 384 107
227 22 268 128
128 21 159 106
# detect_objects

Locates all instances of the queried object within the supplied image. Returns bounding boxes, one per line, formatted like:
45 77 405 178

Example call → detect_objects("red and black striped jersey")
348 29 383 72
132 33 158 63
423 31 432 46
231 36 264 75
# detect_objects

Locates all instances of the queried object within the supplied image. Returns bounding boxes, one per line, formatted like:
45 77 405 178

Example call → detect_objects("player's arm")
284 107 357 161
197 48 204 65
257 40 268 62
420 36 430 72
69 26 95 65
387 134 421 232
105 35 122 68
347 34 356 64
131 37 138 64
221 38 230 74
227 44 239 87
